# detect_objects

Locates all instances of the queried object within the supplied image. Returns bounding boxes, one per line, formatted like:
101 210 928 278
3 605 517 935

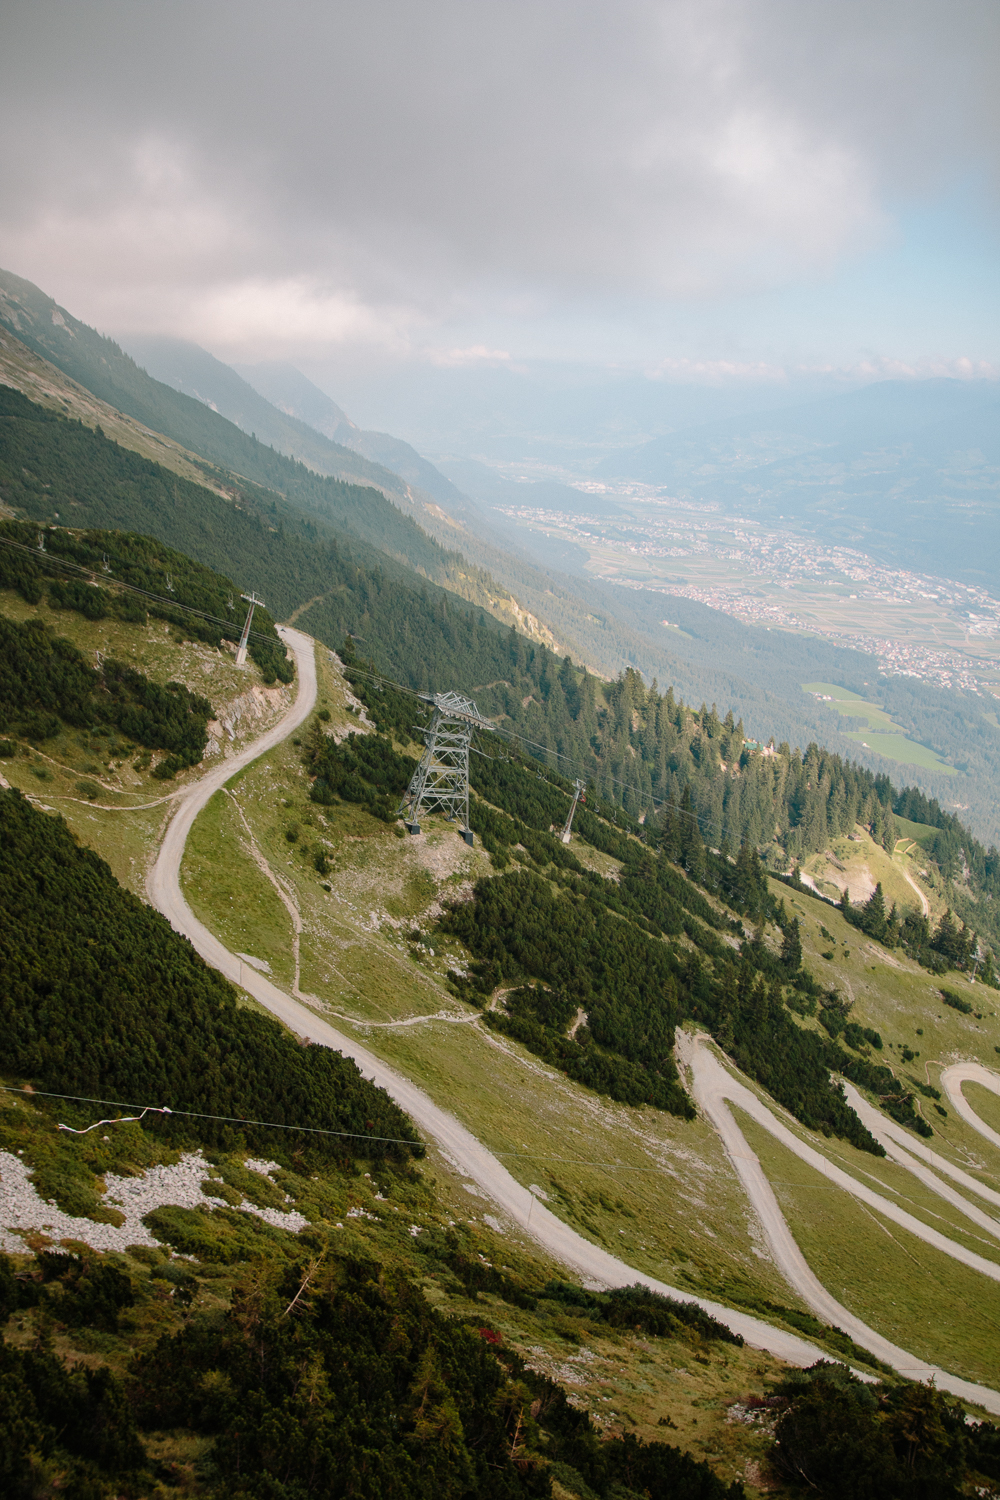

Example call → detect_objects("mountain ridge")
232 356 479 515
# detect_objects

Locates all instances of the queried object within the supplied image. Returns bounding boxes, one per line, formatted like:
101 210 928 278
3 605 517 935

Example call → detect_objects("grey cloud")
0 0 996 342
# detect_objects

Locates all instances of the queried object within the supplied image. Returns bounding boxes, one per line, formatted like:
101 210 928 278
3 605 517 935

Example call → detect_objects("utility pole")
235 591 265 666
560 779 586 844
398 691 493 845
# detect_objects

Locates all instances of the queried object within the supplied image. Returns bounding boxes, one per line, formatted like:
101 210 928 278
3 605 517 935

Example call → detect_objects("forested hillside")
11 270 995 839
122 332 460 510
0 615 214 774
0 377 467 597
4 379 998 956
3 777 993 1499
0 516 291 682
310 681 948 1152
0 271 459 552
342 642 1000 961
0 787 418 1161
0 380 547 643
9 281 999 845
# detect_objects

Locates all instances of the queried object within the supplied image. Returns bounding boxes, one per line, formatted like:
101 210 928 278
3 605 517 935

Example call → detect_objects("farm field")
801 681 957 775
497 494 1000 697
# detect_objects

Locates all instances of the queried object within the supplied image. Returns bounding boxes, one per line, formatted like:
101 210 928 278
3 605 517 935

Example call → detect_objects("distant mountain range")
123 335 478 521
232 358 474 514
597 378 1000 590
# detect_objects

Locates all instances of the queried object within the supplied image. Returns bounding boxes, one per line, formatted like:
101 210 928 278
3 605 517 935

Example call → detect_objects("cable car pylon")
560 779 586 843
235 591 265 666
398 691 495 845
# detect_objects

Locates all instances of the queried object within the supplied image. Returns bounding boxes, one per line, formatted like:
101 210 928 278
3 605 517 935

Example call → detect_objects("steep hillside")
233 356 479 511
0 786 773 1500
3 379 997 953
0 518 300 887
0 380 562 644
123 333 460 512
8 270 951 782
175 641 1000 1403
0 325 231 495
6 602 1000 1494
11 273 983 817
0 270 522 609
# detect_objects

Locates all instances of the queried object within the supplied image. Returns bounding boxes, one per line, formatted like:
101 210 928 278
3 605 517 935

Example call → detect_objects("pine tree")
781 917 803 973
862 883 887 941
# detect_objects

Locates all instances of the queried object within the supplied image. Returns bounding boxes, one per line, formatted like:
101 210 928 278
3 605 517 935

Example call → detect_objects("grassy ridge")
0 271 453 578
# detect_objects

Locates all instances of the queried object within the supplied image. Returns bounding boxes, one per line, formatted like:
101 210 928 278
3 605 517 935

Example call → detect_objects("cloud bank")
0 0 997 364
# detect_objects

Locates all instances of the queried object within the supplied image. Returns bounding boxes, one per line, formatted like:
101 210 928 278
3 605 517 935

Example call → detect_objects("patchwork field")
802 682 957 775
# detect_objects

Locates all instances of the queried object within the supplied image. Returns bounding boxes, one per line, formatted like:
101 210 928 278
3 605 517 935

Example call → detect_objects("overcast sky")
1 0 998 390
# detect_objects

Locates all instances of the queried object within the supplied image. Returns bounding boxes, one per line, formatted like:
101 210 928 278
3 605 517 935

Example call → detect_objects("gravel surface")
680 1031 1000 1412
941 1062 1000 1154
0 1148 307 1255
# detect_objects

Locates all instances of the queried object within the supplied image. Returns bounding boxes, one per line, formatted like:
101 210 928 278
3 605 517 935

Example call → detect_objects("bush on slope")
0 613 213 767
0 788 419 1162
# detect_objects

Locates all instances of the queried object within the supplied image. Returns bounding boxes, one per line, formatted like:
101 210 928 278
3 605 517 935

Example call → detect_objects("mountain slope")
233 357 481 513
6 269 995 837
6 351 990 834
0 269 478 594
0 323 236 497
122 333 460 511
0 383 558 678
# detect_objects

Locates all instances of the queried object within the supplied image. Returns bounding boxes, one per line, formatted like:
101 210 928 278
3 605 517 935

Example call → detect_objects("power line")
0 533 280 650
0 1085 421 1149
0 1084 667 1170
340 661 755 851
0 1083 818 1176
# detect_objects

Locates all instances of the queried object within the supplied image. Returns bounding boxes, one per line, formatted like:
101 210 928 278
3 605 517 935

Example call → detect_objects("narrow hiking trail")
147 625 1000 1412
900 864 931 918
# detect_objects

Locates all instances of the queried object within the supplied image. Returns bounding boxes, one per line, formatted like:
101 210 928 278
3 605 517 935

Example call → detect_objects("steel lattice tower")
398 691 493 844
235 591 265 666
560 779 586 843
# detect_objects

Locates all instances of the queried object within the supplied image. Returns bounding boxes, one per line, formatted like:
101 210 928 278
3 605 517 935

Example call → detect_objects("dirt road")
941 1063 1000 1153
147 626 1000 1409
680 1032 1000 1411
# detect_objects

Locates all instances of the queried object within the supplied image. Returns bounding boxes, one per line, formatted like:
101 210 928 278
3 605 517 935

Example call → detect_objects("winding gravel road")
681 1033 1000 1410
941 1064 1000 1154
147 626 1000 1409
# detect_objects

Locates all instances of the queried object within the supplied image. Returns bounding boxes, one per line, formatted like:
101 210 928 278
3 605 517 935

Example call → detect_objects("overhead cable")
0 533 280 649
